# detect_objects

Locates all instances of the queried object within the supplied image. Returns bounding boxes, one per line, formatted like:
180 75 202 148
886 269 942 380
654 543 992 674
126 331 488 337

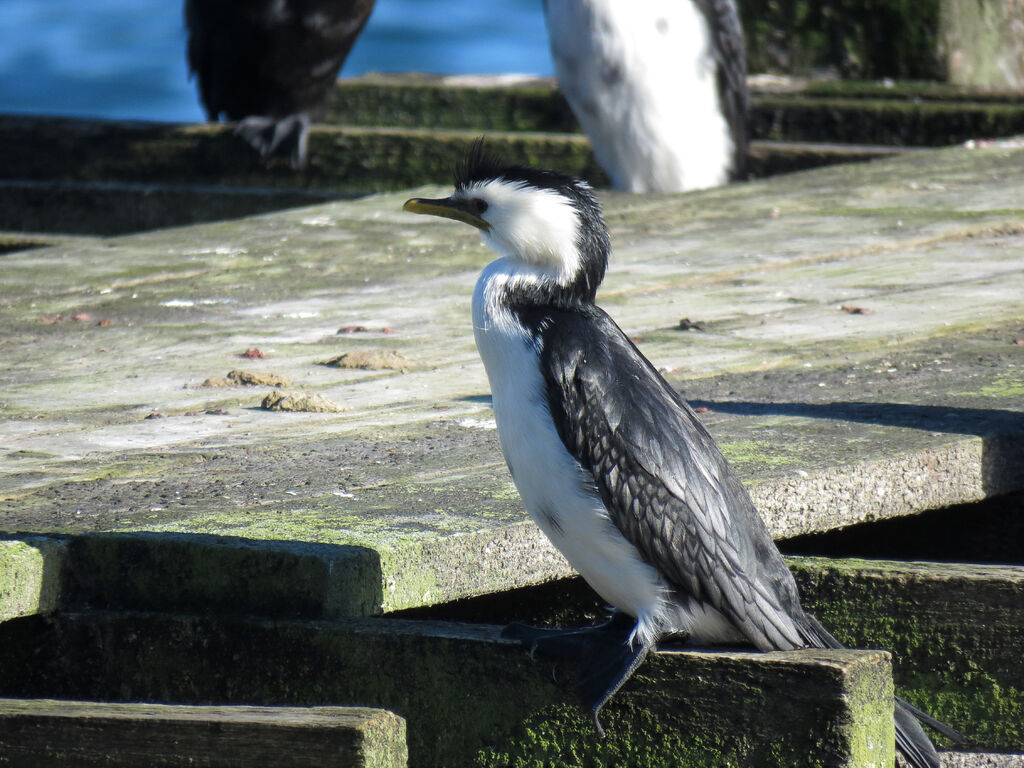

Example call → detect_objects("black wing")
693 0 749 179
529 305 953 767
531 304 805 651
185 0 375 121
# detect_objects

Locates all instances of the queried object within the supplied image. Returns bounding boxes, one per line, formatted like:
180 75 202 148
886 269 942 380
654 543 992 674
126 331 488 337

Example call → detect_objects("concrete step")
0 179 342 238
0 699 407 768
3 529 1020 754
400 555 1024 756
327 74 1024 146
0 612 895 768
5 73 1018 236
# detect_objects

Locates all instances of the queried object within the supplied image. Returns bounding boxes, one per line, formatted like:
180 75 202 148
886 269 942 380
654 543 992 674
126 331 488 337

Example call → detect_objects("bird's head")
404 141 610 303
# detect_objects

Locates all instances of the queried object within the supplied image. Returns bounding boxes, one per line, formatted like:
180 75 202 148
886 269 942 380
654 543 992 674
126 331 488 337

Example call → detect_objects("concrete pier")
1 77 1022 766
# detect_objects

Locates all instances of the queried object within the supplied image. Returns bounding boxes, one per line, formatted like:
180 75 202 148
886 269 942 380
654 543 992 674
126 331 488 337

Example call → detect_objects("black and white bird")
185 0 375 167
403 144 961 767
543 0 749 192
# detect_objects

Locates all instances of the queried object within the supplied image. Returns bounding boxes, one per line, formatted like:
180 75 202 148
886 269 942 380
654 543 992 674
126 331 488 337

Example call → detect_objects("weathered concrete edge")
1 434 1019 619
0 698 408 768
787 556 1024 586
940 753 1024 767
58 533 385 619
0 537 67 623
383 433 1022 610
750 433 1023 540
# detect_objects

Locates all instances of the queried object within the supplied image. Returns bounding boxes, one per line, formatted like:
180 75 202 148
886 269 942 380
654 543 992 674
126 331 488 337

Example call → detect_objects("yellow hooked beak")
403 197 490 232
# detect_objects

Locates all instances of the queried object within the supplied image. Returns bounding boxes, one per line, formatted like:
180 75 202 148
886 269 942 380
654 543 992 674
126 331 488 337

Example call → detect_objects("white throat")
462 178 582 284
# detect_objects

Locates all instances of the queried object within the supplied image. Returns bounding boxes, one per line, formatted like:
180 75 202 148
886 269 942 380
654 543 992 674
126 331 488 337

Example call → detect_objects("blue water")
0 0 553 123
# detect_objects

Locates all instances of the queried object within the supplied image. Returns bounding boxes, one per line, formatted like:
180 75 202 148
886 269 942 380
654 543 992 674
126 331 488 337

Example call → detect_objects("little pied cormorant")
185 0 375 167
543 0 749 192
403 143 961 767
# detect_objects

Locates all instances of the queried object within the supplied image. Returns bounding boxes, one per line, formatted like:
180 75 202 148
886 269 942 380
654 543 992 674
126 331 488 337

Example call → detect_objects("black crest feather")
456 138 589 197
455 139 510 190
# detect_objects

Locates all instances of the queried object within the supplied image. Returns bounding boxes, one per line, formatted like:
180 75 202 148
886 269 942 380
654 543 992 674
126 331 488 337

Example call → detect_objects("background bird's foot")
502 613 649 737
234 114 310 168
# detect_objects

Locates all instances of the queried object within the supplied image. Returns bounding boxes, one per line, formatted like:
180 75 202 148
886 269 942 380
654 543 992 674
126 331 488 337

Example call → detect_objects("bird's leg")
234 113 310 168
502 612 652 736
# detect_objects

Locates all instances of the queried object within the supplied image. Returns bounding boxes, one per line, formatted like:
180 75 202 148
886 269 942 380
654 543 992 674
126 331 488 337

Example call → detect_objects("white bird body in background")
544 0 748 192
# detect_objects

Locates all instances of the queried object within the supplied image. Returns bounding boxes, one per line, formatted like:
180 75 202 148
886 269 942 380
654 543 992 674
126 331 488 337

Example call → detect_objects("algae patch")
319 349 413 373
261 390 344 413
718 439 803 471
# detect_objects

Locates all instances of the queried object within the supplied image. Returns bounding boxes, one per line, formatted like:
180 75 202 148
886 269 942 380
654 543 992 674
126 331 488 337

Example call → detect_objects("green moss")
718 438 810 473
751 97 1024 146
473 704 847 768
788 79 1024 103
61 532 385 620
327 78 579 134
0 612 894 767
739 0 943 79
789 557 1024 750
952 371 1024 399
0 537 67 621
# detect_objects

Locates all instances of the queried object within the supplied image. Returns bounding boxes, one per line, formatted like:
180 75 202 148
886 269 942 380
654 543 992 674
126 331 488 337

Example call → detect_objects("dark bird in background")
543 0 749 191
185 0 375 167
403 143 962 767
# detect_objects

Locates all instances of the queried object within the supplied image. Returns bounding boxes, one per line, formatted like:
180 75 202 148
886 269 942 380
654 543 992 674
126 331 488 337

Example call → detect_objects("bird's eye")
469 198 488 216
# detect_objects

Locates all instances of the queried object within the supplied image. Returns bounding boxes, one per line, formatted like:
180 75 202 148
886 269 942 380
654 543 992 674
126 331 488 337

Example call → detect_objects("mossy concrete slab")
0 538 65 623
0 179 344 237
0 699 407 768
325 74 579 134
329 74 1024 146
5 75 1024 237
0 113 900 207
1 142 1022 615
0 115 606 196
0 612 894 768
383 552 1024 755
751 97 1024 146
789 558 1024 752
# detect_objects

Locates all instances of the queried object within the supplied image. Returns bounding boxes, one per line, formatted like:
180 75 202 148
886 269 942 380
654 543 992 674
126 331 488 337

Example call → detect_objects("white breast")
545 0 733 192
472 259 670 643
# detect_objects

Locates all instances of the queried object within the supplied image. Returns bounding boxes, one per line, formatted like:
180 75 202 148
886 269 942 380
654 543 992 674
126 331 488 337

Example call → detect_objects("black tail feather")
895 697 941 768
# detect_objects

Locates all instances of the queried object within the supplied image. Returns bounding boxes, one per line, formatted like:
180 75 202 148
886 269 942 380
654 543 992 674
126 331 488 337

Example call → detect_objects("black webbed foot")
502 613 650 737
234 114 310 168
502 619 612 659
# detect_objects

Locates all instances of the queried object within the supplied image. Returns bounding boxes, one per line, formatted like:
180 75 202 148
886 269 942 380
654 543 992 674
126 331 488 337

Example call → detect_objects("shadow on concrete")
780 491 1024 566
688 399 1024 437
